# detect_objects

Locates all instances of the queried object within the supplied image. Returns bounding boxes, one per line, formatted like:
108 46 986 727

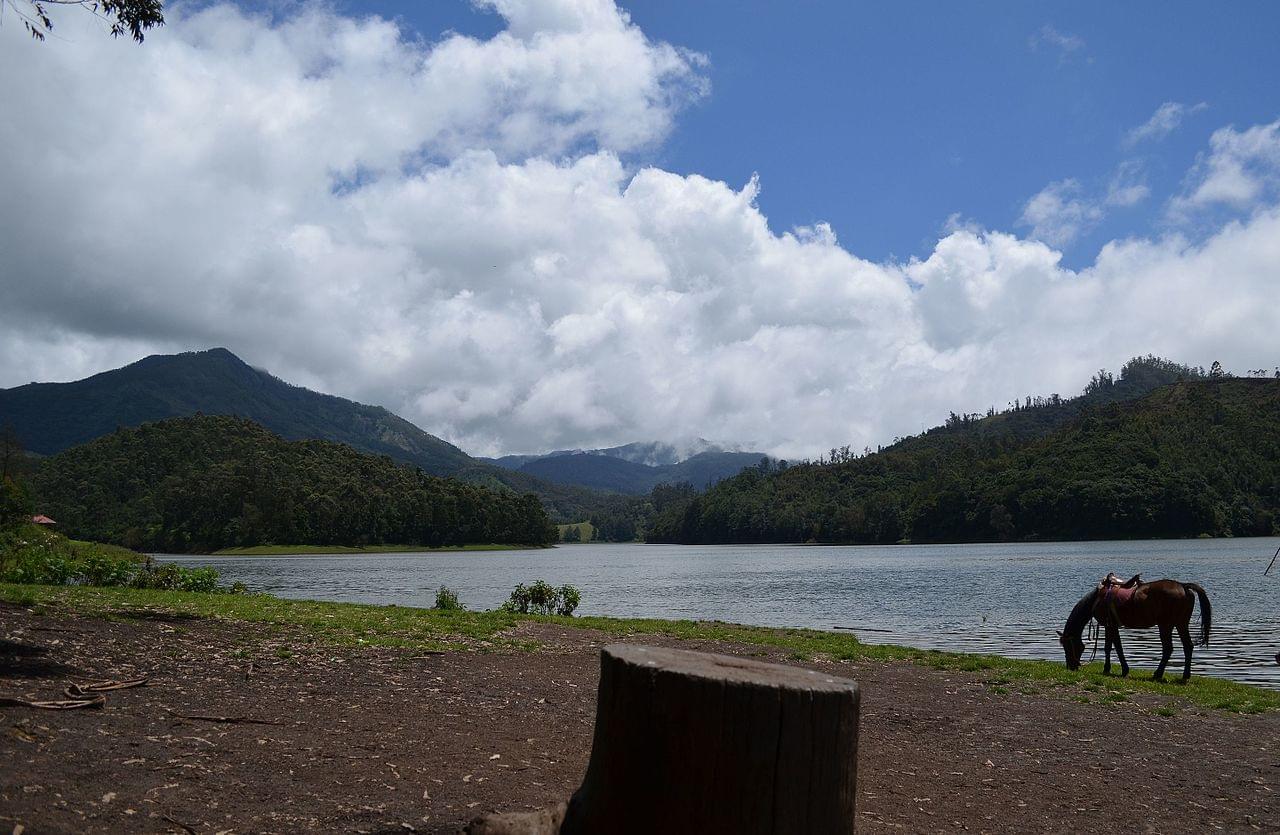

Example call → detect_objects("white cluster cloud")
1019 163 1150 248
1018 179 1105 247
1125 101 1207 146
1 2 1278 460
1170 118 1280 215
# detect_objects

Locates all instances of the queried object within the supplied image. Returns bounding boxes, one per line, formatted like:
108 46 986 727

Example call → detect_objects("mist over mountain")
484 440 766 494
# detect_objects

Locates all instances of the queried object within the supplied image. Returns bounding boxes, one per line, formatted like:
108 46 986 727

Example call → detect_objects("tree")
0 476 33 526
5 0 163 42
0 423 22 481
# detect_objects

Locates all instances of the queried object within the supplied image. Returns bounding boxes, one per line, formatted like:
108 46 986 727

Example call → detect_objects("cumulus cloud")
1125 101 1207 146
1 2 1278 460
1018 179 1103 246
1169 118 1280 216
1019 161 1149 247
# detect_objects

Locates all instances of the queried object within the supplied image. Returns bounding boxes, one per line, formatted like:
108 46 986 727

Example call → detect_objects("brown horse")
1058 580 1211 681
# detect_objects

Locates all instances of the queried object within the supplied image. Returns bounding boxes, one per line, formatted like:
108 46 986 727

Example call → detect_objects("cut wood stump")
468 643 861 835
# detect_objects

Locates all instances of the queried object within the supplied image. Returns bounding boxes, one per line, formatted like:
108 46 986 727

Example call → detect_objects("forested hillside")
0 348 473 474
30 416 557 552
0 348 626 523
648 362 1280 544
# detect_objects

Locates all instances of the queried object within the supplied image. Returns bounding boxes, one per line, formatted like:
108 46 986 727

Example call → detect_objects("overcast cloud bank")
1 1 1277 459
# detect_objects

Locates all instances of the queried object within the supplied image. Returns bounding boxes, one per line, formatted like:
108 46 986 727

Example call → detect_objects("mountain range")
0 348 762 509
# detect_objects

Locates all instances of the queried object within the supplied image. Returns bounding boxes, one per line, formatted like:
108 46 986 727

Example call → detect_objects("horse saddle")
1102 584 1137 606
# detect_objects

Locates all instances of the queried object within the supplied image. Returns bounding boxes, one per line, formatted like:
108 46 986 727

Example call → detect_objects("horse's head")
1057 629 1085 670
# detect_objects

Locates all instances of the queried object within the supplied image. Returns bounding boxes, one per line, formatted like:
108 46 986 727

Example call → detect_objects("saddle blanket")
1102 584 1137 606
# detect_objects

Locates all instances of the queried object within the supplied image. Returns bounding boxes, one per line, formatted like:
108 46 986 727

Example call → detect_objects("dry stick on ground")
157 812 197 834
65 677 150 698
164 708 284 726
0 695 106 710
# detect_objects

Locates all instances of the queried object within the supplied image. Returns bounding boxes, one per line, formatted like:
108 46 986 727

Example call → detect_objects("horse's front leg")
1102 623 1112 675
1110 624 1130 677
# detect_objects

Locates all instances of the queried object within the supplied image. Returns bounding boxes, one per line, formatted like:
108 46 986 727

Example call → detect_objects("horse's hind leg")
1103 625 1113 675
1177 621 1194 681
1154 624 1173 681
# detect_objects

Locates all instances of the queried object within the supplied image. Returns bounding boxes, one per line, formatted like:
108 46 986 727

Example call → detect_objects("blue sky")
340 0 1280 266
3 0 1279 455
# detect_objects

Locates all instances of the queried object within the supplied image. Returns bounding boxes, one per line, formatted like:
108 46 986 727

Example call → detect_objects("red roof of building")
31 515 57 525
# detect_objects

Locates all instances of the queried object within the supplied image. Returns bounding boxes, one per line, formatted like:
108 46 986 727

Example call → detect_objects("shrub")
433 585 464 611
178 568 220 593
527 579 558 614
556 584 581 616
502 583 532 614
79 553 135 587
500 580 582 617
4 552 74 585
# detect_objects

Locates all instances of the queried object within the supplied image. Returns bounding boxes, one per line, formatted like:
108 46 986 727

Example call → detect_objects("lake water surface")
159 537 1280 689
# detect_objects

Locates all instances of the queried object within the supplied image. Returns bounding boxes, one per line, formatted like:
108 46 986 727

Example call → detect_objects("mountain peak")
0 349 472 474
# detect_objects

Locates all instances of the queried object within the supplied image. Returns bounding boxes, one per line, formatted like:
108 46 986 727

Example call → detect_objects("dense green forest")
29 416 558 552
647 358 1280 544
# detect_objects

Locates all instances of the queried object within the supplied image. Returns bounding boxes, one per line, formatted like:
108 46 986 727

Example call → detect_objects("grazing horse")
1057 580 1211 681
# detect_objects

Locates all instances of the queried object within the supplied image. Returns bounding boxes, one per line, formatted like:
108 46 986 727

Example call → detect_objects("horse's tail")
1184 582 1211 646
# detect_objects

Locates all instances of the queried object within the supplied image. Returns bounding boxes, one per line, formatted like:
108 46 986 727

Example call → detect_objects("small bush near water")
433 585 464 611
0 524 242 594
502 579 581 616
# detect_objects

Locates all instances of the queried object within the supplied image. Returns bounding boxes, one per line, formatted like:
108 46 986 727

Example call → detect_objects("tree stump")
565 643 860 834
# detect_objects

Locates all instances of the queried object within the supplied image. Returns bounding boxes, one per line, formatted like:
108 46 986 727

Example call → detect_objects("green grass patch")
1 582 1276 714
210 543 535 555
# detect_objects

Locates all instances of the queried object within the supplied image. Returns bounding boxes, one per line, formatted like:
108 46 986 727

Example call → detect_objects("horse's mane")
1063 588 1097 638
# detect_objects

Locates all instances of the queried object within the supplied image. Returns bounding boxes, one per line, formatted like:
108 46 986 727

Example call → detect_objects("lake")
158 537 1280 689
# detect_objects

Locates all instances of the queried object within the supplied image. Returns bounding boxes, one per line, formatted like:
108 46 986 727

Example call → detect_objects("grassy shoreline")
208 543 545 556
2 582 1275 714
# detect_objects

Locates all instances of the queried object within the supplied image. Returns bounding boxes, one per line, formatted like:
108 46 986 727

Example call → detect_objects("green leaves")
15 1 165 44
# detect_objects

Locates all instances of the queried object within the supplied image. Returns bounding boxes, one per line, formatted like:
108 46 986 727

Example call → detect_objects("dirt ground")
1 602 1277 834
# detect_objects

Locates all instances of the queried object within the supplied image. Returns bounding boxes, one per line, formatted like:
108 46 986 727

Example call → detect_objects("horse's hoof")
1121 670 1130 678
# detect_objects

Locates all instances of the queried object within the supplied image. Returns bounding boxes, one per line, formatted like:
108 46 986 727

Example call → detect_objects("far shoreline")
200 543 551 556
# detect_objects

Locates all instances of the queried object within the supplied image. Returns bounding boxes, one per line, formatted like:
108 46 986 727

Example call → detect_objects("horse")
1057 579 1211 681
